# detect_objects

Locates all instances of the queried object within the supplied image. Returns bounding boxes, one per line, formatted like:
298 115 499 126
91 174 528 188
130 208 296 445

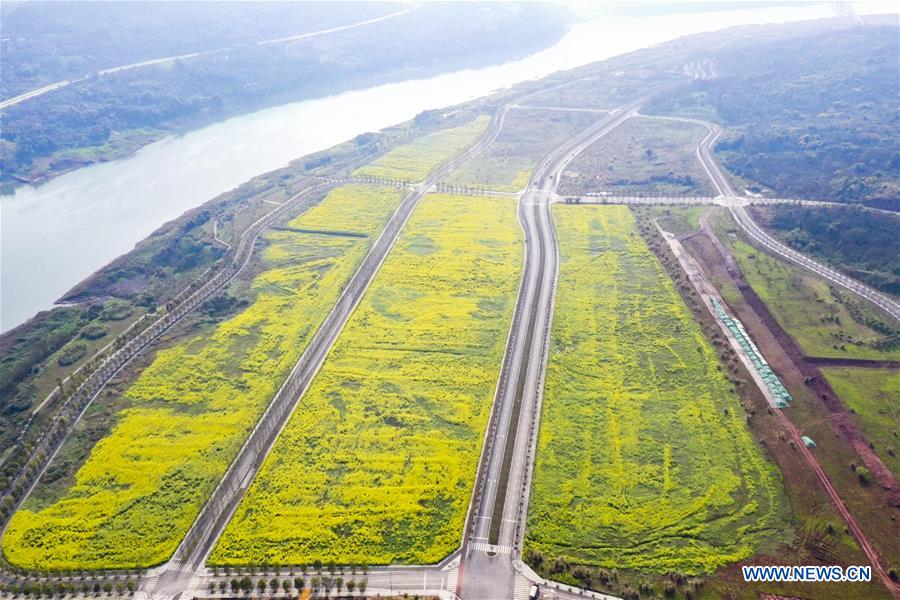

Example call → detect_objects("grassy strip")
820 367 900 479
711 211 900 361
525 205 787 577
211 194 522 566
2 185 403 570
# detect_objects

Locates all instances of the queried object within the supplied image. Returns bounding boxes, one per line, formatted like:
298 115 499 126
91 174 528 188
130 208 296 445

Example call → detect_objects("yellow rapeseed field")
3 185 404 570
354 116 489 181
525 205 787 575
211 193 522 566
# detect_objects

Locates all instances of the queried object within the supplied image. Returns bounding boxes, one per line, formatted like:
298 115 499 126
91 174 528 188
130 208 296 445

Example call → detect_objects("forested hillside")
0 1 399 98
750 204 900 296
649 18 899 206
0 2 569 188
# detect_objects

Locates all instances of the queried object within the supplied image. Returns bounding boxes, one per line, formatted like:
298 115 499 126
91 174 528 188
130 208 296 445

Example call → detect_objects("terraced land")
354 115 490 181
711 211 900 361
445 108 599 191
525 205 787 576
211 193 522 567
557 116 716 197
2 185 404 570
822 367 900 479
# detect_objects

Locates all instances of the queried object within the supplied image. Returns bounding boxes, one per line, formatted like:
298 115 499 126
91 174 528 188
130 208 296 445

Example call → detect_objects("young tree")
281 580 290 594
256 579 266 595
293 578 303 592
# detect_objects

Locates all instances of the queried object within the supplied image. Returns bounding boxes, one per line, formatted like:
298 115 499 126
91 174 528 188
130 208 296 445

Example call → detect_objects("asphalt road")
457 102 641 600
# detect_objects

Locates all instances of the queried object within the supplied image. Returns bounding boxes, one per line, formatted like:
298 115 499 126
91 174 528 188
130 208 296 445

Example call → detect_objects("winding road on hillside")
663 114 900 323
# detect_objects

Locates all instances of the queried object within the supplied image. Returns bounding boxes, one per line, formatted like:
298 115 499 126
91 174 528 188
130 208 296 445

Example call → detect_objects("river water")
0 3 856 331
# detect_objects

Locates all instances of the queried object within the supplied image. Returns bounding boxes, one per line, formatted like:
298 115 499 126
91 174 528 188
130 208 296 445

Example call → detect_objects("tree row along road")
457 101 642 600
0 7 415 111
138 107 511 600
0 178 337 578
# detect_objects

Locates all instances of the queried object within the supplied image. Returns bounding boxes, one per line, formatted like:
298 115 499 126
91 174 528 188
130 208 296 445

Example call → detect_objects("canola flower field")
3 185 404 570
525 205 787 575
354 116 490 182
211 193 522 566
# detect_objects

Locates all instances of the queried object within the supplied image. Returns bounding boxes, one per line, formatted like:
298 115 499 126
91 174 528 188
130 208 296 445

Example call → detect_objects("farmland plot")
354 116 490 181
525 205 787 575
211 194 522 566
3 185 403 570
445 108 599 191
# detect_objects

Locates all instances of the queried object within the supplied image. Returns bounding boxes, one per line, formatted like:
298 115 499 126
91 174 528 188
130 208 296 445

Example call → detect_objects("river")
0 2 855 331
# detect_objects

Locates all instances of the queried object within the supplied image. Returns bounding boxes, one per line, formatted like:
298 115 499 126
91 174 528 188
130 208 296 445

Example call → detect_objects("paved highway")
457 102 641 600
137 107 510 600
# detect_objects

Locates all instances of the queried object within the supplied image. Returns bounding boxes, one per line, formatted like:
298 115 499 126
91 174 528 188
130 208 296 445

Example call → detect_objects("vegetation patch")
354 116 489 182
211 193 522 566
525 205 787 579
751 204 900 297
711 210 900 360
557 116 715 197
79 323 109 341
2 185 403 570
56 342 88 367
821 367 900 479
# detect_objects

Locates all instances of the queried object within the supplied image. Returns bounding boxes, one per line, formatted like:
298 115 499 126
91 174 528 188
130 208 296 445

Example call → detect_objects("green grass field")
821 367 900 479
712 211 900 361
648 205 708 237
2 185 404 570
525 205 788 576
211 193 522 567
354 116 489 181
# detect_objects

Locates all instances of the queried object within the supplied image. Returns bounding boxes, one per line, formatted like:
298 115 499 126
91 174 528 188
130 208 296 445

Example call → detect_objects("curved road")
658 113 900 323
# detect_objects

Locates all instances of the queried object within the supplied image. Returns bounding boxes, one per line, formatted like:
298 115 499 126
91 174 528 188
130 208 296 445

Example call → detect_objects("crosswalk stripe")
472 541 512 555
446 567 458 592
513 574 532 600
